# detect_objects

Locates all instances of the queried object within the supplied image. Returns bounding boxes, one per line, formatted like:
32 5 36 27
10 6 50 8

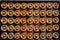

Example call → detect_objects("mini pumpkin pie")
40 10 46 16
8 33 14 39
47 25 53 31
1 17 7 24
27 18 33 24
20 18 26 24
14 25 20 31
15 3 20 9
40 33 46 39
27 10 33 16
1 25 7 31
33 10 39 16
34 25 39 32
53 32 59 38
14 10 20 16
40 18 46 24
8 18 14 24
21 3 27 9
47 33 52 39
53 10 59 16
53 24 59 31
8 2 14 9
1 2 7 9
33 3 39 9
14 18 20 24
34 33 39 39
47 2 52 9
33 18 39 24
27 33 33 39
47 18 52 24
21 10 26 16
21 33 26 39
53 2 59 9
28 3 33 9
8 10 14 16
40 2 46 9
40 25 46 32
1 32 7 39
21 25 27 31
47 10 52 16
1 10 7 16
27 25 33 32
14 33 20 39
8 25 14 32
53 17 59 23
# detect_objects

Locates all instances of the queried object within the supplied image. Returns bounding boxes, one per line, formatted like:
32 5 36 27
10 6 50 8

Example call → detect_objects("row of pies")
1 24 59 32
1 10 59 16
1 2 59 9
1 17 59 24
1 32 59 39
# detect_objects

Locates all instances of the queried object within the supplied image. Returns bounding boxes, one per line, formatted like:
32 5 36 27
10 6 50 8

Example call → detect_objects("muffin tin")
0 1 60 40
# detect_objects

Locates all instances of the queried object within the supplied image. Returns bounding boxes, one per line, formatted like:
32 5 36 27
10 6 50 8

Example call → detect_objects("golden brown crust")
1 32 7 39
15 3 20 9
8 2 14 9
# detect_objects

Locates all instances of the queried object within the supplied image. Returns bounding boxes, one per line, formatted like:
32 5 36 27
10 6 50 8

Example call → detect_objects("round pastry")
40 33 46 39
34 33 39 39
47 10 52 16
8 33 14 39
28 3 33 9
1 2 7 9
27 25 33 32
14 18 20 24
33 10 39 16
53 2 59 9
1 32 7 39
20 18 26 24
8 25 14 32
33 3 39 9
21 3 27 9
53 24 59 31
47 18 52 24
8 18 14 24
14 25 20 31
40 2 46 9
21 33 26 39
1 17 7 24
47 33 52 39
53 32 59 38
14 33 20 39
27 33 33 39
8 2 14 9
14 10 20 16
27 18 33 24
40 10 46 16
47 25 53 31
15 3 20 9
1 10 7 16
1 25 7 31
33 18 39 24
53 10 59 16
40 25 46 31
40 18 46 24
34 25 39 32
21 25 27 31
53 17 59 23
8 10 14 16
21 10 26 16
47 2 52 9
27 10 33 16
